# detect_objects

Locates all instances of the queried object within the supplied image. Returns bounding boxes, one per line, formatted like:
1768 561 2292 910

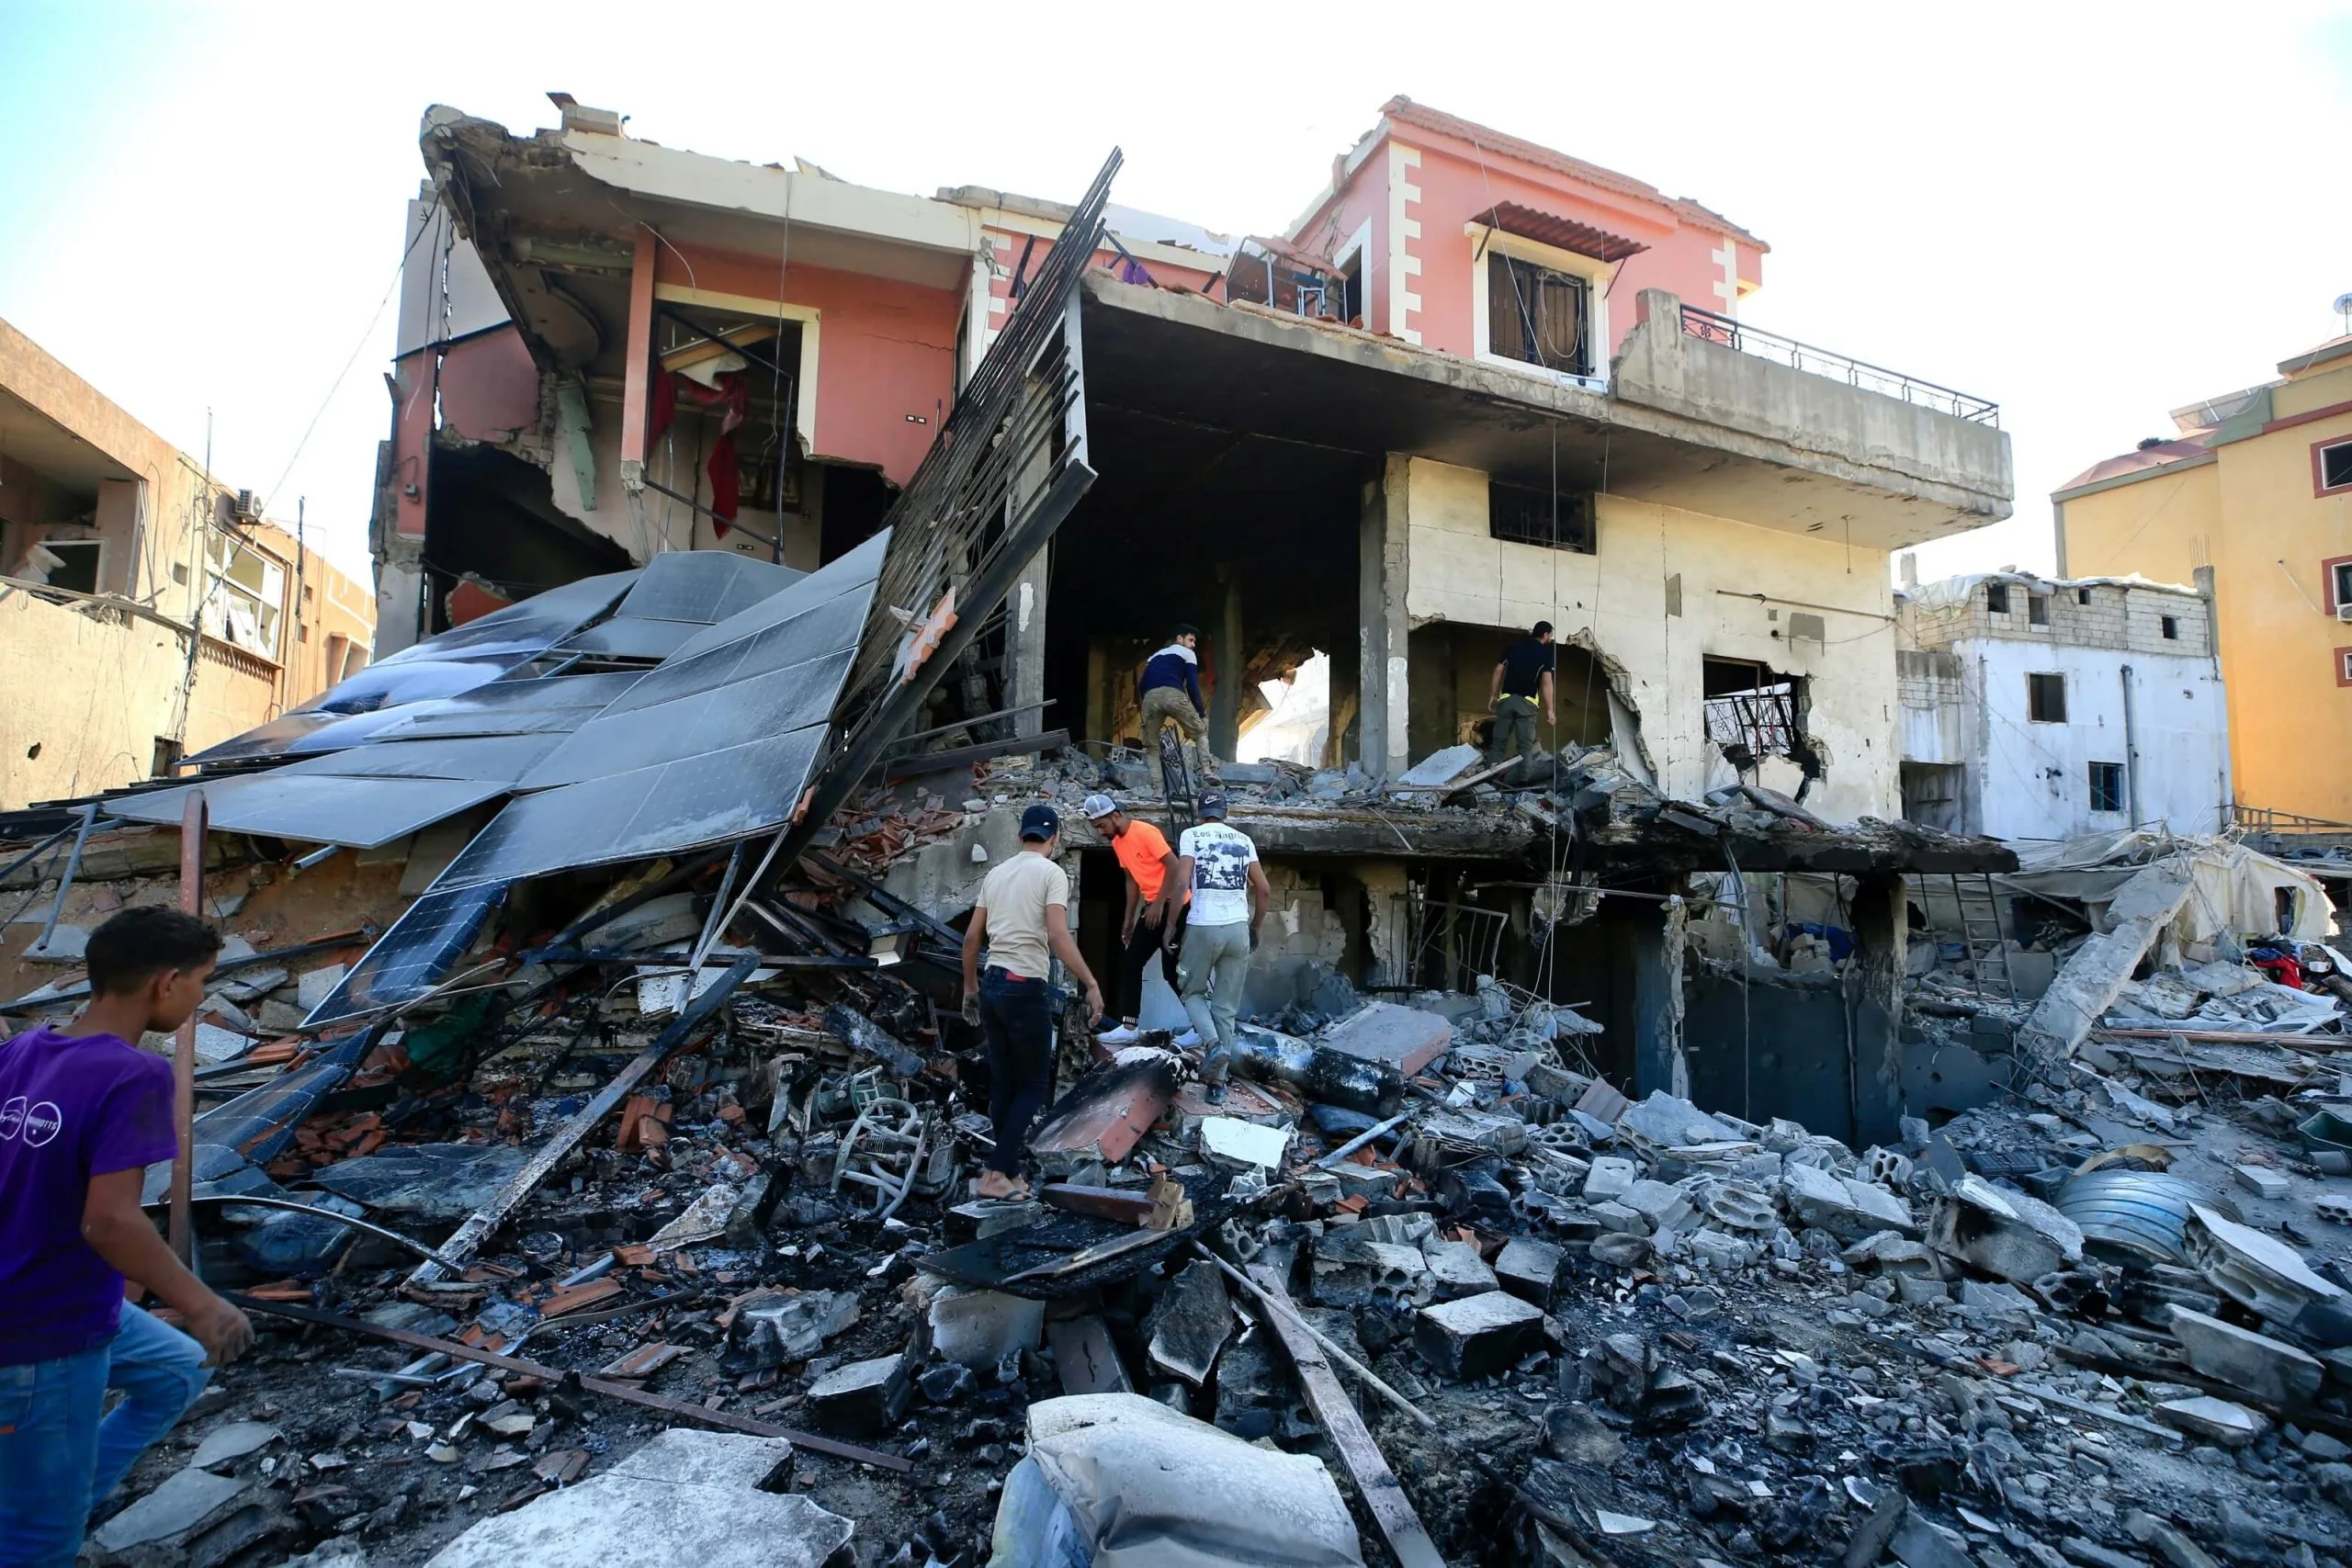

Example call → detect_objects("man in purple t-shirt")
0 908 254 1565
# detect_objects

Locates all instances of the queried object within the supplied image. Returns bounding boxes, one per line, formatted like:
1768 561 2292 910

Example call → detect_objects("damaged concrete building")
1894 567 2232 840
0 317 375 810
356 94 2018 1147
10 97 2352 1568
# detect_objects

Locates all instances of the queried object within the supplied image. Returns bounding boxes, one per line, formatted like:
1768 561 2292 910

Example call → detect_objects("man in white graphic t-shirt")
1167 791 1270 1103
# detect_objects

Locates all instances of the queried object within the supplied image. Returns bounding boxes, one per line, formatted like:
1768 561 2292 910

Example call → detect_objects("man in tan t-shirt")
959 805 1102 1199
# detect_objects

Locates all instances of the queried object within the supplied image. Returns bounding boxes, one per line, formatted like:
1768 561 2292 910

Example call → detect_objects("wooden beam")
1245 1263 1447 1568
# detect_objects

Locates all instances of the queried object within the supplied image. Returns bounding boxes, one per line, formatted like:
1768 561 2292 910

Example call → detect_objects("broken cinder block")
2168 1306 2324 1404
1414 1290 1547 1380
804 1351 911 1437
1495 1235 1564 1305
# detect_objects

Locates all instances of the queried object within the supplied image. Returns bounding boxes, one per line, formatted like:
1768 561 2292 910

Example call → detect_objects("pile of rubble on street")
6 774 2352 1568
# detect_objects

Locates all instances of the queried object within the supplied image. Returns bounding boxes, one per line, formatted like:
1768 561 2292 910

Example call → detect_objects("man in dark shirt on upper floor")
1487 620 1557 778
1138 623 1216 794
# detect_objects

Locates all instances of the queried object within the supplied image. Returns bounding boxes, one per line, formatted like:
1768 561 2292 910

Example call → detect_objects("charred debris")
8 181 2352 1568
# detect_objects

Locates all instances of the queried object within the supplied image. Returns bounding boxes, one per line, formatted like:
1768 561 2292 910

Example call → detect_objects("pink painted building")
1277 96 1764 383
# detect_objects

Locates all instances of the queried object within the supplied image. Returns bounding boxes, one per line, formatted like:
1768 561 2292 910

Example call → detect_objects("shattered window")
1702 657 1805 768
201 529 284 659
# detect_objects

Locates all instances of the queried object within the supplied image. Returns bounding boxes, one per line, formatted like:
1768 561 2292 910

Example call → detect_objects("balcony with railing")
1604 288 2013 546
1678 305 1998 426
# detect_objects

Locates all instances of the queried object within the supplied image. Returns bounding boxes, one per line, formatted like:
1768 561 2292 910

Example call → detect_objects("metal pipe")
290 843 340 874
169 792 205 1264
141 1190 469 1269
32 804 100 956
2120 663 2143 826
634 477 784 554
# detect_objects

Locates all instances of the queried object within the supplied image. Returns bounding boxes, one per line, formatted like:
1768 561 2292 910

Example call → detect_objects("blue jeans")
0 1304 211 1567
978 966 1056 1179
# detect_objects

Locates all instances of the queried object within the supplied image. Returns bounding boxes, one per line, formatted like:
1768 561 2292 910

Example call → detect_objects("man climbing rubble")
1083 794 1193 1047
1487 619 1557 778
1139 623 1216 795
1169 790 1269 1103
960 804 1103 1199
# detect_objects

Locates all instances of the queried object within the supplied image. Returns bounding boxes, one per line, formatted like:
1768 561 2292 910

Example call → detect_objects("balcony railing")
1679 305 1999 426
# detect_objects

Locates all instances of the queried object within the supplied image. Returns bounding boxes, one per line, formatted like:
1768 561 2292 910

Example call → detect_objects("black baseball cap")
1195 790 1229 819
1019 804 1061 841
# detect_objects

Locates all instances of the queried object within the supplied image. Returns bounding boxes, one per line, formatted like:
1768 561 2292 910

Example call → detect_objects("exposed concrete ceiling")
0 389 139 494
1078 276 2009 551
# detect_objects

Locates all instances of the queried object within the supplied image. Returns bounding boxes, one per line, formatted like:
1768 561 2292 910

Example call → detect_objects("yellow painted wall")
2054 461 2221 589
1399 457 1901 820
2057 359 2352 820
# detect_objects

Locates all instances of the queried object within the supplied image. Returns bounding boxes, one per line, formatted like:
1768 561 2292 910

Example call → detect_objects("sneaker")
1203 1082 1227 1105
1173 1029 1202 1048
1098 1022 1140 1045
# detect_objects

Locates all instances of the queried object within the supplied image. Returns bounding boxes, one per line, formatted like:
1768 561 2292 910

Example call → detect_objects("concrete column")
1849 871 1907 1147
1210 573 1242 760
1009 545 1049 739
1630 892 1688 1100
1358 457 1412 779
619 228 657 491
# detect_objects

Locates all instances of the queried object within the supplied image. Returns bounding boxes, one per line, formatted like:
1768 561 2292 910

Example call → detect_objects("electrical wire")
257 203 439 513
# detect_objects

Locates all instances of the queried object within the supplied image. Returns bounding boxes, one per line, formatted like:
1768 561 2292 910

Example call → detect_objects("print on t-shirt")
1180 823 1258 927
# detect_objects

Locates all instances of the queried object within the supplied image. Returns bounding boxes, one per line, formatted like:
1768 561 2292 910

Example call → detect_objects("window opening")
2027 671 2067 723
2323 440 2352 491
1488 253 1594 378
1488 479 1596 554
2088 761 2125 813
1985 582 2010 615
2161 615 2178 639
2029 593 2049 626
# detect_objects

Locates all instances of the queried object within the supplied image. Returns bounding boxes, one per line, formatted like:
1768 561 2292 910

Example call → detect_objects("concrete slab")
1396 744 1483 786
1145 1258 1234 1385
2168 1306 2324 1404
1319 1001 1453 1077
190 1420 281 1471
1199 1115 1290 1169
424 1430 851 1568
1046 1314 1134 1395
2154 1394 2270 1448
93 1468 248 1552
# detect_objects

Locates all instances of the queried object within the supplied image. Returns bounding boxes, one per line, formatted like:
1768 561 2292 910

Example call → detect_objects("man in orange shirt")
1083 795 1193 1047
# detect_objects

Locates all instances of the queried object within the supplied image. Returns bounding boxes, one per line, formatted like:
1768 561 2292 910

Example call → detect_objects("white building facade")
1896 570 2231 840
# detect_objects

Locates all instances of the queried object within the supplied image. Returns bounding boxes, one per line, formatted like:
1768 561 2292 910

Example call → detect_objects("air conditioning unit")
233 489 261 522
2335 603 2352 624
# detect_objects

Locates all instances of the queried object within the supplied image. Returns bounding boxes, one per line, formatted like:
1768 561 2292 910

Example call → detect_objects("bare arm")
1247 861 1272 942
1045 904 1103 1023
85 1168 252 1365
1146 851 1181 925
1165 856 1195 948
1541 667 1556 726
1488 661 1507 706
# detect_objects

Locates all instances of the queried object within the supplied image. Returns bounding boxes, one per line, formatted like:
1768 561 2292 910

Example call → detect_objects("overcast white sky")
4 2 2348 591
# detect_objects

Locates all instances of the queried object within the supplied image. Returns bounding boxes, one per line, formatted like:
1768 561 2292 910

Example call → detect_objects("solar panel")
662 531 887 665
300 881 511 1029
371 570 637 666
610 550 802 626
109 775 508 848
277 733 562 784
552 619 701 660
517 647 853 791
427 728 826 890
367 671 648 740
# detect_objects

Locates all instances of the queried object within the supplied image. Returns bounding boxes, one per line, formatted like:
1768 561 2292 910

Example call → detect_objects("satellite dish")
2336 293 2352 330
